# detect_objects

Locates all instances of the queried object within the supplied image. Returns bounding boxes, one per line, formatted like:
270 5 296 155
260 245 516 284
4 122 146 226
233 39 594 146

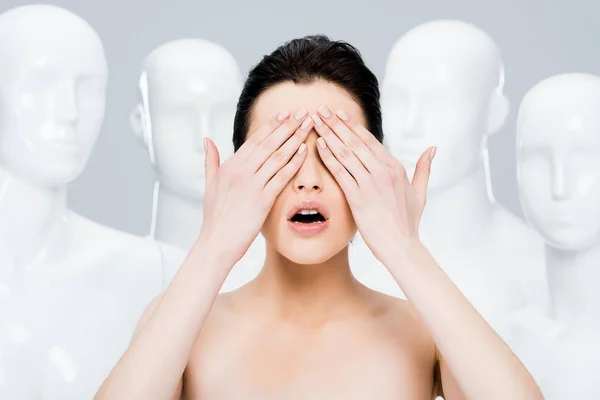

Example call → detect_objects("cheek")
329 183 356 230
261 190 287 237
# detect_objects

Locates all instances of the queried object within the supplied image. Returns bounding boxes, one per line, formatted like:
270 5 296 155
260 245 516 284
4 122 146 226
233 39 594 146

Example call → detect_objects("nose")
404 100 419 133
292 137 324 194
551 154 572 200
55 81 78 123
197 111 210 151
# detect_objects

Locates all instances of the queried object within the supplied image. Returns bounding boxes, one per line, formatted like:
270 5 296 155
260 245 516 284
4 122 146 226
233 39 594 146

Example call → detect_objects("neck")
0 167 68 272
252 245 366 327
420 165 494 255
545 243 600 325
151 181 204 250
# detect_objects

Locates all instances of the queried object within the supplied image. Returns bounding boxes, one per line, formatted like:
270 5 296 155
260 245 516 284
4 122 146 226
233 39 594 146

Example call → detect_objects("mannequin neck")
0 167 69 272
545 243 600 325
419 164 494 255
151 180 203 251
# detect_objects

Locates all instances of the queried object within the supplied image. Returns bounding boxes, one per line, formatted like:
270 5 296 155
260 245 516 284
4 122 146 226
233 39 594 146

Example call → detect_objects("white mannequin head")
517 73 600 251
130 39 242 200
0 5 107 188
381 19 508 191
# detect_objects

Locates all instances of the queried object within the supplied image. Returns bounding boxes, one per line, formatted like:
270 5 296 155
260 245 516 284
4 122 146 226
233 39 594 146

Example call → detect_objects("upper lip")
286 200 330 221
544 214 574 224
47 140 80 148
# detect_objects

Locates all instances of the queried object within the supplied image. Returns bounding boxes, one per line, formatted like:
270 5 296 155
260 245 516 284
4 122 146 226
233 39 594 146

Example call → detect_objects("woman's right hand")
197 108 313 265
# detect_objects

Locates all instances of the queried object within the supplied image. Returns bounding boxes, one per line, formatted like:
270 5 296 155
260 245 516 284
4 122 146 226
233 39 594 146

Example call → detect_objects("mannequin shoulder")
66 211 165 268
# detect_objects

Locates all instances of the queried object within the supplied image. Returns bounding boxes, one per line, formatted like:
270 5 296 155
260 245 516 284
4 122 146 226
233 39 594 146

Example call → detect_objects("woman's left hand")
311 105 435 264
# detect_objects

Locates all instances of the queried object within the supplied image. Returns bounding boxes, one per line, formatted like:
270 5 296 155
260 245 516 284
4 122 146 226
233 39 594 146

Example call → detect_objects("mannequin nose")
55 81 78 123
197 113 210 151
404 101 419 134
551 156 571 200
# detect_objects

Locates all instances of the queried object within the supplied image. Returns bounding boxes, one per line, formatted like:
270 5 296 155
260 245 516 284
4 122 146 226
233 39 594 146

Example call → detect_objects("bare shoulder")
367 291 436 357
183 286 440 399
370 292 441 397
186 289 249 356
194 287 437 360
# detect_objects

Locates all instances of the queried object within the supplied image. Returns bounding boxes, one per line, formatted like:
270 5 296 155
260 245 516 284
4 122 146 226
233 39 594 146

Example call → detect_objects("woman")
96 35 542 399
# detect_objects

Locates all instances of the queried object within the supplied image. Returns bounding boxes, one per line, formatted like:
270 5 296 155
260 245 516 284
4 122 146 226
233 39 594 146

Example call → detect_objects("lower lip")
287 220 329 236
49 144 79 152
546 219 574 228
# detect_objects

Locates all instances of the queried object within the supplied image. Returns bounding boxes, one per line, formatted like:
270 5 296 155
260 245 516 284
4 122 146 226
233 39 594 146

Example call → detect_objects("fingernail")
317 137 327 149
277 110 290 121
318 105 331 118
312 114 324 126
298 142 307 155
295 108 308 120
301 117 312 130
203 137 207 151
336 110 349 121
430 146 437 161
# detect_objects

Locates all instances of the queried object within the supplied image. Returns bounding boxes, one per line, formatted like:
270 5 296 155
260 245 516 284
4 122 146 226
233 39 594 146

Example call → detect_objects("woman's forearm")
384 241 543 400
95 238 232 400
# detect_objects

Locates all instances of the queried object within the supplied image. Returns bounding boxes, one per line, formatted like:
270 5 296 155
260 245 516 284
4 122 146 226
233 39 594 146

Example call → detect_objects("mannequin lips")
47 141 80 154
544 216 575 228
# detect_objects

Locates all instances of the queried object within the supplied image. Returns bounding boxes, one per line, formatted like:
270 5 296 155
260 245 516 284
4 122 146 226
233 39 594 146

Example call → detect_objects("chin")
33 165 84 187
283 251 338 265
271 234 351 265
543 232 599 252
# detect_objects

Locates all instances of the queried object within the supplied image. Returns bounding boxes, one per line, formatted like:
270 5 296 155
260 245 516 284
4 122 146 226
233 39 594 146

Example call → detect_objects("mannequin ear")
487 91 510 135
130 104 149 147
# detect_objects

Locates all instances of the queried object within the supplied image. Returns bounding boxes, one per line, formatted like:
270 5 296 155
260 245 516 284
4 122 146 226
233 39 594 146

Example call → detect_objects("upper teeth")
298 210 319 215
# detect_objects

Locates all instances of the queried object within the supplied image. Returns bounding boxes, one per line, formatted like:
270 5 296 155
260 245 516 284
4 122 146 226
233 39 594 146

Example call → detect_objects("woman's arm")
94 238 231 400
95 111 312 400
384 241 543 400
309 107 543 400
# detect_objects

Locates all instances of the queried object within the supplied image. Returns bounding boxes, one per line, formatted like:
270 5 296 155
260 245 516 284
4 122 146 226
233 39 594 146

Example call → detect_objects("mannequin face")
381 21 507 192
0 28 107 188
135 70 240 200
518 97 600 250
382 73 488 190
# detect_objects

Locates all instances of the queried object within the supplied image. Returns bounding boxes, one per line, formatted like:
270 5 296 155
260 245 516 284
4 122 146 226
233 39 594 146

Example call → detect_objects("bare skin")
136 260 440 399
184 287 437 400
96 80 543 400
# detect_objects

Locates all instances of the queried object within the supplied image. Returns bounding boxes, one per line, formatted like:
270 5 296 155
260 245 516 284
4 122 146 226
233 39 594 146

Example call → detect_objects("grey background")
2 0 598 236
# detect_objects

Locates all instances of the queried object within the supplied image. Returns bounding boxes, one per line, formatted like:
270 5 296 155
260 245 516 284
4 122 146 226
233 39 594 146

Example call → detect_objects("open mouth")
289 210 327 224
286 200 330 236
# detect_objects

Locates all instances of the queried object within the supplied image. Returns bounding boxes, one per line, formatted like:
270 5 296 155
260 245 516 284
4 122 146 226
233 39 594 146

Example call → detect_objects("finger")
312 113 370 184
315 136 359 196
204 137 220 189
234 109 291 161
334 109 397 168
255 117 313 185
247 108 309 172
316 105 381 172
263 141 308 199
411 146 436 206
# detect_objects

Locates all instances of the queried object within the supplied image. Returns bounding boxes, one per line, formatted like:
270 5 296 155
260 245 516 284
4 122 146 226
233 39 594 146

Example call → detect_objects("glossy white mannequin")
506 73 600 399
130 39 265 291
0 5 176 399
372 19 546 323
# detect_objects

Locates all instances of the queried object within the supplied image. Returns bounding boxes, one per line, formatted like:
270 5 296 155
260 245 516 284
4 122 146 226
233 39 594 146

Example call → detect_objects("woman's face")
247 80 366 264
